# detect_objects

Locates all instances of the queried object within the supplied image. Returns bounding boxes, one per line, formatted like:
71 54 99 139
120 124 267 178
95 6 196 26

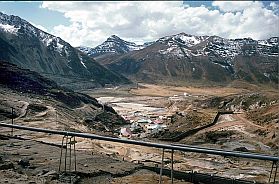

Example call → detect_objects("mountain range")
78 33 278 86
0 12 278 88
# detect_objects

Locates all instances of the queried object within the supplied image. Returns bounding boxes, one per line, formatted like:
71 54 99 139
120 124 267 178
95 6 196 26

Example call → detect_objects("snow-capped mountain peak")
0 12 71 55
158 32 209 47
77 35 146 57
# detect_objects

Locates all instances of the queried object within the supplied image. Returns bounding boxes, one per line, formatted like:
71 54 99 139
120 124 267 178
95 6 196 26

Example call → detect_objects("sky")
0 1 278 47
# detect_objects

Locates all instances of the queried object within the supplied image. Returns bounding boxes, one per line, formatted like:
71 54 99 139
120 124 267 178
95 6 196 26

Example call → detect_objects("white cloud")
41 1 279 47
212 1 256 12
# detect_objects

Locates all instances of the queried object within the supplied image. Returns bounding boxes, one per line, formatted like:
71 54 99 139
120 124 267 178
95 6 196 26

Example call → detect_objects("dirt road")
198 114 264 135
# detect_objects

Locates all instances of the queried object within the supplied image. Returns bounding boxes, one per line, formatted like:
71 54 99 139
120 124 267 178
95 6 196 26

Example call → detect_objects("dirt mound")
170 111 214 132
157 111 215 140
203 130 235 144
25 104 48 116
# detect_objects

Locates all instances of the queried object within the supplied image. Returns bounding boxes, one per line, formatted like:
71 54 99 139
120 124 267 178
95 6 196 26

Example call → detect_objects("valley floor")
83 83 279 183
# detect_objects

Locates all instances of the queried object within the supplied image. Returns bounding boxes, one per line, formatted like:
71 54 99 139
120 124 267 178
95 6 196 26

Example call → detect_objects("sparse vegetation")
204 130 234 144
246 105 279 125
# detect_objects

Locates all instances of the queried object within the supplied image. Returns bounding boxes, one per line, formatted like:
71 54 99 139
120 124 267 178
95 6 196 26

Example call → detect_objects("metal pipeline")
0 122 278 162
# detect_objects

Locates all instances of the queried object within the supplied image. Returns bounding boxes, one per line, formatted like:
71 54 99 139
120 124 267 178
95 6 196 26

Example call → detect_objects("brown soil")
111 172 192 184
0 136 150 184
130 83 248 97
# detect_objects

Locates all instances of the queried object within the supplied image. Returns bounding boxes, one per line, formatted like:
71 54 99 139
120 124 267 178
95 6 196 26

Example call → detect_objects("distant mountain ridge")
0 12 130 88
77 35 153 58
79 32 278 86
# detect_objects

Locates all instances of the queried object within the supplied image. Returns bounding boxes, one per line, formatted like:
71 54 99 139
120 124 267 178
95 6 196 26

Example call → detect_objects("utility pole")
11 107 14 136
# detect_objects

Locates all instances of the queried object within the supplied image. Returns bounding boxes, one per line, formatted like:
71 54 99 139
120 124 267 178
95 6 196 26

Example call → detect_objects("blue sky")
0 1 69 31
0 1 278 47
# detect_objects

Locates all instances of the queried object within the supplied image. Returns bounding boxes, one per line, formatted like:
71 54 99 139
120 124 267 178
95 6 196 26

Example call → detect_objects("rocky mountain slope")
82 33 278 86
77 35 150 58
0 61 127 133
0 12 130 89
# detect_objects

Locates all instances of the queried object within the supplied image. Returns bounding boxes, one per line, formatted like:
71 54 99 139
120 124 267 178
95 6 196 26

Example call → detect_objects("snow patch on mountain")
159 33 208 47
78 46 92 55
159 45 185 58
0 23 19 34
203 38 241 59
78 54 87 69
264 72 270 78
174 34 206 47
258 40 273 47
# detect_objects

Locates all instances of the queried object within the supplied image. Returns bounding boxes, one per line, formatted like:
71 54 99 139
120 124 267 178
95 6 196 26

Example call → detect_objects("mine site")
1 81 278 183
0 1 279 184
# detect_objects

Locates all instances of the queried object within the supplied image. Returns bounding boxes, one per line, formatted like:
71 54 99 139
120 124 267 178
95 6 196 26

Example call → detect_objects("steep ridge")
0 12 130 88
77 35 149 58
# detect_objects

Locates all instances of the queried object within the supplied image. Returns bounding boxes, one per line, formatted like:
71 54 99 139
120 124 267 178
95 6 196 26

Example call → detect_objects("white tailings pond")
97 97 166 115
